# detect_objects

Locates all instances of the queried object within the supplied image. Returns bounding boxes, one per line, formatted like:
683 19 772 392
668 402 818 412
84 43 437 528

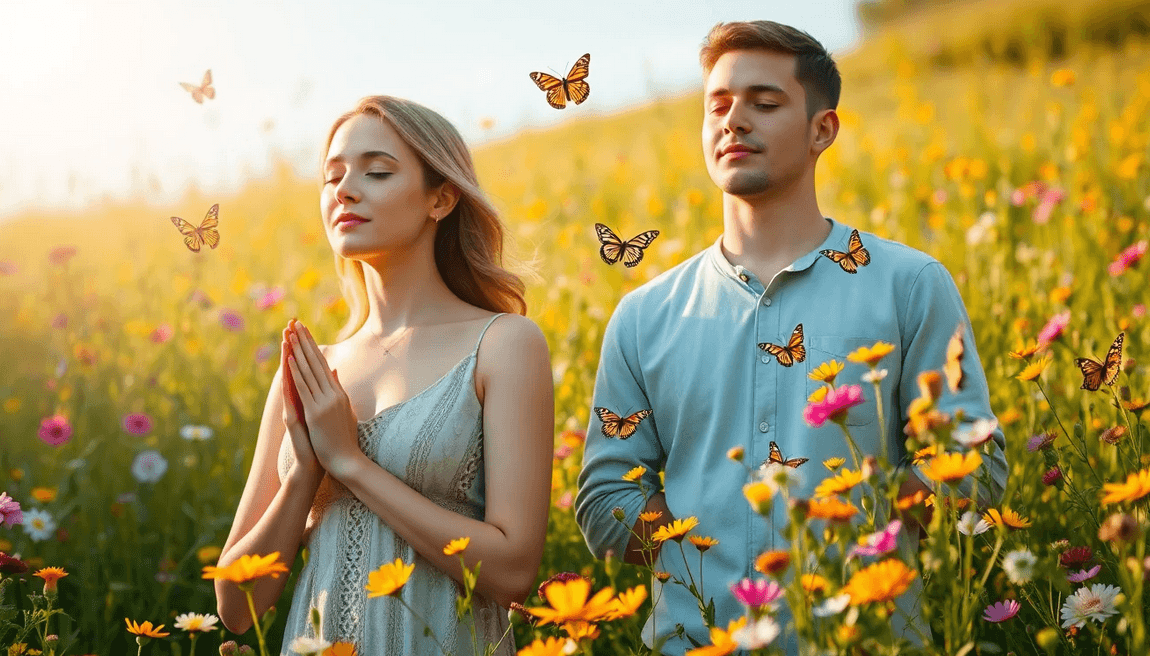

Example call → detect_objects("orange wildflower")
652 517 700 542
526 577 616 625
847 342 896 367
685 616 747 656
921 451 982 484
125 618 170 638
843 559 917 605
34 567 67 594
364 559 414 598
443 537 470 556
1016 355 1052 381
800 573 831 595
982 507 1033 529
201 552 289 584
814 469 864 498
806 498 859 522
688 535 719 552
754 550 791 575
1101 468 1150 505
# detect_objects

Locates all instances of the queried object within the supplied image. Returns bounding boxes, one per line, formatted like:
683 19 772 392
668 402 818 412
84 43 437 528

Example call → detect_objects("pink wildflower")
1067 565 1101 583
48 246 77 266
1042 467 1063 486
38 415 73 447
1134 304 1146 319
983 599 1020 623
1026 432 1057 452
1032 188 1066 225
1037 310 1071 346
122 413 153 436
0 492 23 528
219 309 244 331
803 384 864 428
256 286 286 310
150 323 174 344
1060 546 1092 569
1108 240 1148 276
730 578 784 609
847 519 902 560
255 344 274 363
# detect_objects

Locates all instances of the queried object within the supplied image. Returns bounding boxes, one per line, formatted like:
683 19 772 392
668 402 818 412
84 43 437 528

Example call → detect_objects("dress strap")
473 313 507 354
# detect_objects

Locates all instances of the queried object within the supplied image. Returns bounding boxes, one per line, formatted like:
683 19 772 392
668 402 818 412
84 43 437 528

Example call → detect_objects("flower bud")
238 645 255 656
508 602 532 626
1035 627 1060 652
611 507 626 522
1098 513 1140 544
45 635 58 649
219 640 239 656
604 549 621 581
727 446 745 462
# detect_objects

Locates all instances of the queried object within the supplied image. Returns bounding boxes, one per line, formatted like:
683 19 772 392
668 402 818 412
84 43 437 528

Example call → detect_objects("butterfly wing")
530 72 567 109
595 223 625 265
945 324 966 393
171 216 204 252
620 230 660 268
820 230 870 273
1075 358 1104 391
564 53 591 105
180 82 205 104
202 69 215 100
200 204 221 249
786 323 806 364
616 410 653 439
1103 332 1125 386
768 441 784 465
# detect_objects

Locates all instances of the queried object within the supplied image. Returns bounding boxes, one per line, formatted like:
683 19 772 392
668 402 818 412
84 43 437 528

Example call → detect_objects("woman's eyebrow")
324 150 399 167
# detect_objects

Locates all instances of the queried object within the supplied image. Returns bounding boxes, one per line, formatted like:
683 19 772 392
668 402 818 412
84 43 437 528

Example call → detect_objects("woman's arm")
214 346 322 634
321 315 554 608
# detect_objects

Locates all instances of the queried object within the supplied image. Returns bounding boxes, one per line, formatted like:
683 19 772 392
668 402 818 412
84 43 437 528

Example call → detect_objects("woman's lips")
336 219 367 231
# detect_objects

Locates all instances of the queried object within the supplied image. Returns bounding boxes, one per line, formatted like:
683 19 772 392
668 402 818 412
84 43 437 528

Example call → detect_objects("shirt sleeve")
898 262 1009 508
575 293 667 560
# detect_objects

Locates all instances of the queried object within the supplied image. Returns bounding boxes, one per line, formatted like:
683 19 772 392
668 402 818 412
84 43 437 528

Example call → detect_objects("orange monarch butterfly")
530 53 590 110
171 204 220 253
594 223 660 267
764 441 809 468
1075 332 1124 392
758 323 806 367
594 407 652 439
820 229 871 274
945 324 966 393
180 69 215 104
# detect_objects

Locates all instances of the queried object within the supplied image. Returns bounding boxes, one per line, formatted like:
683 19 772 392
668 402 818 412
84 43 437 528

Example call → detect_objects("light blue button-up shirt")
576 217 1008 654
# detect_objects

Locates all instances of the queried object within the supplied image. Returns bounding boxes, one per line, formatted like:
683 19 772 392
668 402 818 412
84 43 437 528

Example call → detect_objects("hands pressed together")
280 319 365 483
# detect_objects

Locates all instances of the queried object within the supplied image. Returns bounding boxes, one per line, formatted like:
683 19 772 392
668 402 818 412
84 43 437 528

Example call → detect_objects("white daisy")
1001 548 1037 585
861 368 888 384
174 612 219 633
289 635 332 655
813 593 852 617
756 461 804 495
180 425 214 441
957 511 992 536
131 450 168 484
732 615 781 649
1060 584 1121 629
954 418 998 448
22 508 56 542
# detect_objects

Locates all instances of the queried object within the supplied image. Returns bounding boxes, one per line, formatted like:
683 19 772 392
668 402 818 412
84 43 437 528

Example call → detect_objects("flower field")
2 9 1150 655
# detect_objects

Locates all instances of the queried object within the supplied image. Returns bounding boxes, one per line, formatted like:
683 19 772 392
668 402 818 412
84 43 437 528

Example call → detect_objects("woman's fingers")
288 328 320 397
293 323 332 395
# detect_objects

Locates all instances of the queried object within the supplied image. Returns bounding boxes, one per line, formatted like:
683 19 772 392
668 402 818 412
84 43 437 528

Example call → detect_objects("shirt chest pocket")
804 337 898 427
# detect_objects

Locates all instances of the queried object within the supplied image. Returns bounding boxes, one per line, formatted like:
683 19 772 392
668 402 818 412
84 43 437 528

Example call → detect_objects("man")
575 20 1008 654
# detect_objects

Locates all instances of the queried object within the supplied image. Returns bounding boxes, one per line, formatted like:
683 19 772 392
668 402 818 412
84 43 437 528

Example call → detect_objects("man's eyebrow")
323 150 398 167
707 84 788 99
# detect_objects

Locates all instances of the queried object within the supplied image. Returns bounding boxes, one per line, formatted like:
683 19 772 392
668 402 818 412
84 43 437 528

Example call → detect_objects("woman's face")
321 113 442 259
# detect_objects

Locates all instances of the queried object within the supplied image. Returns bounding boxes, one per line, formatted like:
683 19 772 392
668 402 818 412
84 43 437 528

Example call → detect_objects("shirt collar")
706 217 853 285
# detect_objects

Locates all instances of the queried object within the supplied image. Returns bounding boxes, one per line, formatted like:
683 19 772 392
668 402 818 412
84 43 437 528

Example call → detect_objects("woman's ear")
431 181 461 220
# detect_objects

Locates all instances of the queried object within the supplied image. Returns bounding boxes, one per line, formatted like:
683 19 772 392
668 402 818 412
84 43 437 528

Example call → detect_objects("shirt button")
758 421 769 433
760 355 770 364
762 297 772 306
739 273 749 282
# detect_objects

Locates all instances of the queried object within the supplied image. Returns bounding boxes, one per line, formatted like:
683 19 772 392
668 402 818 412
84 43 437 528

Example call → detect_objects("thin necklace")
371 325 414 359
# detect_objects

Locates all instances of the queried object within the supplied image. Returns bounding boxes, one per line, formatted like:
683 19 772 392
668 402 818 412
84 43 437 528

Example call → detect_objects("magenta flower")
255 344 274 363
256 286 285 310
730 578 784 610
803 384 865 428
1134 304 1147 318
1108 240 1148 276
219 309 245 332
38 415 73 447
1026 432 1057 452
0 261 17 275
847 519 902 560
1042 467 1063 486
1037 310 1071 346
150 323 174 344
48 246 77 266
1060 546 1092 569
122 413 153 436
1067 565 1101 583
983 599 1020 623
0 492 23 528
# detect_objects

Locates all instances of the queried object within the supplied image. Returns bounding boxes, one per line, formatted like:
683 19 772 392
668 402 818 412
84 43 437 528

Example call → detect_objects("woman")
212 96 554 655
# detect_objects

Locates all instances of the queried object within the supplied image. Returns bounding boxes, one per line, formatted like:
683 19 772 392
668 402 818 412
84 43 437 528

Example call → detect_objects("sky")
0 0 863 220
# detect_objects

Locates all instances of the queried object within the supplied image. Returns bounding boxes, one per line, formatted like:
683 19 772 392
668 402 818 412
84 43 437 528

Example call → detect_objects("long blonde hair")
322 96 527 343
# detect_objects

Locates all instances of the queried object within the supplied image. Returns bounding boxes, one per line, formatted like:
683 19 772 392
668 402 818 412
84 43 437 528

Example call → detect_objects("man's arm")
576 295 669 565
898 262 1009 508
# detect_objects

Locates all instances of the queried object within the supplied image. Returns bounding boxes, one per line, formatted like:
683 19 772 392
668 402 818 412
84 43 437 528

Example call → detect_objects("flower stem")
243 588 270 656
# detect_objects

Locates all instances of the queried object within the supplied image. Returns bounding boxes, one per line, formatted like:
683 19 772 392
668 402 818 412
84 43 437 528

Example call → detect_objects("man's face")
702 49 817 198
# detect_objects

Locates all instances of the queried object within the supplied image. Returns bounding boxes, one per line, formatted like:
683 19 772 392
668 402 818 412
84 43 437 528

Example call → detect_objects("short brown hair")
700 21 841 121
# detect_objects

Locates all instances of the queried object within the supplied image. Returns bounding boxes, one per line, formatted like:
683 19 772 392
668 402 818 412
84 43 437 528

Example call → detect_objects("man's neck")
719 187 832 287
